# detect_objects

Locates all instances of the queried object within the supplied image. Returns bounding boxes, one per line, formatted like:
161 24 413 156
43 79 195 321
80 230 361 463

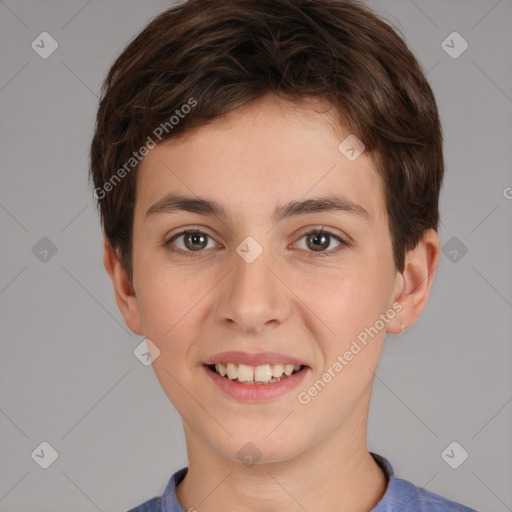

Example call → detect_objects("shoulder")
370 453 478 512
127 496 161 512
392 477 478 511
126 467 188 512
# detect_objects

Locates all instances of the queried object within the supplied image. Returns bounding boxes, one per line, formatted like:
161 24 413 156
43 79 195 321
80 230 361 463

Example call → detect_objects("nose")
215 241 291 334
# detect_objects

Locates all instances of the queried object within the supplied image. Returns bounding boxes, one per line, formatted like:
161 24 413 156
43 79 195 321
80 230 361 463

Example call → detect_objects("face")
120 94 409 464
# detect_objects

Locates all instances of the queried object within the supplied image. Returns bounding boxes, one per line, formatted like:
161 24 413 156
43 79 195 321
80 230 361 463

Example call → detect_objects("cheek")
296 274 388 416
295 259 393 388
136 269 201 408
133 238 204 329
137 270 197 341
298 265 390 336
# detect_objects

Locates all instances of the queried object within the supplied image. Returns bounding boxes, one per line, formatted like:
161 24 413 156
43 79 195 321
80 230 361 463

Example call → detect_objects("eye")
164 229 218 256
293 227 348 257
164 226 349 258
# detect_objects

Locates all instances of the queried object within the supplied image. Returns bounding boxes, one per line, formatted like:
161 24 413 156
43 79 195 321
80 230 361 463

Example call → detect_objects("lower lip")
204 365 309 403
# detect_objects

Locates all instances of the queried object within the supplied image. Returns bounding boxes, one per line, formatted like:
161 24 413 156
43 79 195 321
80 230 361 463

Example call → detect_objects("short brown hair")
90 0 444 282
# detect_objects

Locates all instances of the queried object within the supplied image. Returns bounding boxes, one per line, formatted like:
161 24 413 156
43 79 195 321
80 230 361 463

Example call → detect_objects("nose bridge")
218 236 289 332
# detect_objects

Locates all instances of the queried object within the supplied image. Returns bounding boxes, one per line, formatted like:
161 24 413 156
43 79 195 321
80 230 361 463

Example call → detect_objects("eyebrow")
145 193 370 223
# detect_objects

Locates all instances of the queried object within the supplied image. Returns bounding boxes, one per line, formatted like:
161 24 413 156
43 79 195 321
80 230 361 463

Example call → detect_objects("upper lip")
204 351 309 367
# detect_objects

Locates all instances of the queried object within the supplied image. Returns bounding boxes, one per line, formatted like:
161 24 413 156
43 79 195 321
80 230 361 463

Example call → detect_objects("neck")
175 397 388 512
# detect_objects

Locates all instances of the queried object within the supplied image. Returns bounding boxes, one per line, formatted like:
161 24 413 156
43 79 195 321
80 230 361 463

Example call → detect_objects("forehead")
135 94 386 223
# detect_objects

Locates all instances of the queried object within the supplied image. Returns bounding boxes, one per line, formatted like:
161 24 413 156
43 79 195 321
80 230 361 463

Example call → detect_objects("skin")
104 93 440 512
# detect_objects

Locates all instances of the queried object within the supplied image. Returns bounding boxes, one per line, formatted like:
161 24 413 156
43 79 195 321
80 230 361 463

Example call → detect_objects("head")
91 0 442 464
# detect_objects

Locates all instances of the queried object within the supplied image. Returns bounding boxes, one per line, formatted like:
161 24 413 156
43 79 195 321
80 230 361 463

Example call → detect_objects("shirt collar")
161 452 399 512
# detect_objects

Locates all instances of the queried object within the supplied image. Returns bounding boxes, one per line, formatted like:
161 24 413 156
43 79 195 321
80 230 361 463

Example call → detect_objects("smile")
204 363 309 402
208 362 303 384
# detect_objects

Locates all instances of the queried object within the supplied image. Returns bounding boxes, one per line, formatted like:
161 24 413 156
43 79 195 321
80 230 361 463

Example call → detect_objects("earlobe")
386 229 440 335
103 238 144 335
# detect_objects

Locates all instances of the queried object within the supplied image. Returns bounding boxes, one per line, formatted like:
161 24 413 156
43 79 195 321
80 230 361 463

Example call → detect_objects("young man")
90 0 478 510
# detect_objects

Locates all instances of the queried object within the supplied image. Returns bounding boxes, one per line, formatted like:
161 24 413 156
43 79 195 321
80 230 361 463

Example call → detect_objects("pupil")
187 232 207 250
309 233 328 251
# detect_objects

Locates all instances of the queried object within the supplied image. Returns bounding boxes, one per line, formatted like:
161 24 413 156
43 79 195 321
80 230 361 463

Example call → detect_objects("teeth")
271 364 284 378
226 362 237 380
284 364 295 376
237 364 254 383
215 363 226 377
254 364 272 383
212 362 303 383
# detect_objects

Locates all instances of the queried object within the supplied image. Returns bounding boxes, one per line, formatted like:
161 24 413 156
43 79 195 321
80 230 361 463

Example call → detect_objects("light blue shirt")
128 452 478 511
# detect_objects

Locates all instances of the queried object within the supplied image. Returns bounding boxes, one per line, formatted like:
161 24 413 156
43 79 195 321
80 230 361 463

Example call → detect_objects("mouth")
205 362 307 385
203 361 310 402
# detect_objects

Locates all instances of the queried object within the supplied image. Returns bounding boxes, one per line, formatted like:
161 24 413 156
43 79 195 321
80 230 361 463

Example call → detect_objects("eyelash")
163 227 349 259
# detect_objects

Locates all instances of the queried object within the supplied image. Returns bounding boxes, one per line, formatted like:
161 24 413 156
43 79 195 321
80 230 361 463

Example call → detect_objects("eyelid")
291 226 348 256
163 226 220 251
163 225 350 256
164 225 219 243
295 225 342 239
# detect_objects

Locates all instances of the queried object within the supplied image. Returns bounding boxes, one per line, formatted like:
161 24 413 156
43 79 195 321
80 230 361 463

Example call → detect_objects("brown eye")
294 227 347 257
166 229 216 254
183 231 208 251
306 232 331 252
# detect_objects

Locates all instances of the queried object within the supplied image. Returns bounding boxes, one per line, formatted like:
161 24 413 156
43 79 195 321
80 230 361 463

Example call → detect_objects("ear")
386 229 440 334
103 238 144 335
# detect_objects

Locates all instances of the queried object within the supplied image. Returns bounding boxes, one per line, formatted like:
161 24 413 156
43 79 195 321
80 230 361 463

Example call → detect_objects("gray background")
0 0 511 511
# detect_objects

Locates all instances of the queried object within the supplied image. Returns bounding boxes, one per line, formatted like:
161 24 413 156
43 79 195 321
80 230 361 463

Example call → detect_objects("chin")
210 433 306 467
